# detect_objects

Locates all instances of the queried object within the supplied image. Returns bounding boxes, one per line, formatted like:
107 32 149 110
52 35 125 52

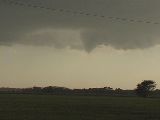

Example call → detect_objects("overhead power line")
4 0 159 25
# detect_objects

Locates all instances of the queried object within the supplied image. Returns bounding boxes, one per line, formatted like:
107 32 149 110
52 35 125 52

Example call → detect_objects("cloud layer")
1 0 160 51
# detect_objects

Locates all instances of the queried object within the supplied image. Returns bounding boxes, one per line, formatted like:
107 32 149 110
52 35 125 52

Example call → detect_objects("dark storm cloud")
1 0 160 51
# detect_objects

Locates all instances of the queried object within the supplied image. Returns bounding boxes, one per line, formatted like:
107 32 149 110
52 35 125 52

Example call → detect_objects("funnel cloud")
1 0 160 51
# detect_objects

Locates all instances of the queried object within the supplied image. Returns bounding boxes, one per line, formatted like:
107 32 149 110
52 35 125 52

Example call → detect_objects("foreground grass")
0 94 160 120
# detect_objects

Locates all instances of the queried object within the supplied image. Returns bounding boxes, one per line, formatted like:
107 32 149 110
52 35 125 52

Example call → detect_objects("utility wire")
4 0 159 25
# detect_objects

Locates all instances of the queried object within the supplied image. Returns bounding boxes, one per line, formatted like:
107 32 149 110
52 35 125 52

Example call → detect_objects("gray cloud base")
1 0 160 52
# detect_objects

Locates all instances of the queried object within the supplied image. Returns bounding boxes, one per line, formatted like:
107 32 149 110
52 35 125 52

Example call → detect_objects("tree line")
0 80 158 98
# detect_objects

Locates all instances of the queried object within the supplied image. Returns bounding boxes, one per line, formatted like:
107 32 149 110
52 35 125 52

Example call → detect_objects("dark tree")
135 80 156 97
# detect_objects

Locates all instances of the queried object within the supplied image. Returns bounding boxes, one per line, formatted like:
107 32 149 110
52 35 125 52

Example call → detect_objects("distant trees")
135 80 156 97
0 82 159 97
42 86 71 94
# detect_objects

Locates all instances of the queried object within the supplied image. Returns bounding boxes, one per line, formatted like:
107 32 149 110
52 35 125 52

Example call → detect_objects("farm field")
0 94 160 120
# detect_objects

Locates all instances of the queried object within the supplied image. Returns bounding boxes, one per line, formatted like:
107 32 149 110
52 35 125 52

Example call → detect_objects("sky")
1 0 160 89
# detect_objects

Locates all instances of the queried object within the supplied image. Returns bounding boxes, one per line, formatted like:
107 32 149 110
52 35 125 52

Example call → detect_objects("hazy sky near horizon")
1 0 160 89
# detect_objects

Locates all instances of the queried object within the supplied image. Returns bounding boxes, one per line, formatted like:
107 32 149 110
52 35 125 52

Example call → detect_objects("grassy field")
0 94 160 120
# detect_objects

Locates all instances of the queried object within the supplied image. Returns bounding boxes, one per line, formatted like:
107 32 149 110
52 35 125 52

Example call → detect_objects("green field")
0 94 160 120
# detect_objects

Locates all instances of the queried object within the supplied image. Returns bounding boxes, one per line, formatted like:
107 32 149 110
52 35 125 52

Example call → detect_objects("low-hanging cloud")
1 0 160 52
